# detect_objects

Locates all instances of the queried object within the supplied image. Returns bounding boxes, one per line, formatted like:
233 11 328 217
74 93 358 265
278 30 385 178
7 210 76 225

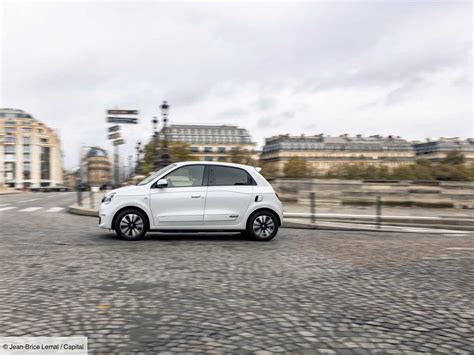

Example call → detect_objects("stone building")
0 108 63 188
164 124 257 162
85 147 111 187
413 137 474 166
260 134 416 176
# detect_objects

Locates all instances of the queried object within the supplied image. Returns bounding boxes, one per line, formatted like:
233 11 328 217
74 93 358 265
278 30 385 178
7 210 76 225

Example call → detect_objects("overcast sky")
1 0 472 169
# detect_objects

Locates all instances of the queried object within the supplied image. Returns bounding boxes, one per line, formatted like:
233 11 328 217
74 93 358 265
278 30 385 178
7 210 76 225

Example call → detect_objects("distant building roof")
0 108 34 119
164 123 254 145
414 137 474 154
86 147 108 158
262 134 414 153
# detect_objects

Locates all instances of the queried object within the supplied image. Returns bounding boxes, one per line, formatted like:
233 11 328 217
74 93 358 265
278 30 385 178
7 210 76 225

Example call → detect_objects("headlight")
102 193 116 205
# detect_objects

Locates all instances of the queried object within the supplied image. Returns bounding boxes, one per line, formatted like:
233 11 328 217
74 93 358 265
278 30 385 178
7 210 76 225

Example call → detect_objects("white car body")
98 162 283 237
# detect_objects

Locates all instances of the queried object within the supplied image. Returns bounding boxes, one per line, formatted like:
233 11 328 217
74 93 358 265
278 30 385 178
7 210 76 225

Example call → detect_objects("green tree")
283 156 310 178
259 161 280 179
228 147 256 165
442 151 465 165
142 139 196 175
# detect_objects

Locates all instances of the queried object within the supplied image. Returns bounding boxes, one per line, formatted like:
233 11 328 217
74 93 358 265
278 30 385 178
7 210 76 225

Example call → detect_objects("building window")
40 138 49 144
41 146 50 180
23 128 32 133
23 137 31 144
23 153 30 161
204 147 212 153
5 136 16 144
190 147 199 153
4 162 15 181
204 156 213 161
4 145 15 153
23 163 31 180
217 147 226 153
5 120 16 125
23 145 30 153
5 127 16 133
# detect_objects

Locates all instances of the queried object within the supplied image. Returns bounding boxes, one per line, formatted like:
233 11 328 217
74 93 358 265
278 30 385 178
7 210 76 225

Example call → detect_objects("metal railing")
282 192 474 231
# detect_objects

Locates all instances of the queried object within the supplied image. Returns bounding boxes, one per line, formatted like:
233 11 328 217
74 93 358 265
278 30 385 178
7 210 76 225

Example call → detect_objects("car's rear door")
203 165 254 226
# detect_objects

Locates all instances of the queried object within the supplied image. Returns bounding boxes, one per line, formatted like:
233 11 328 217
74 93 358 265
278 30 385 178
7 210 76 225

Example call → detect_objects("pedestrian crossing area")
0 206 65 213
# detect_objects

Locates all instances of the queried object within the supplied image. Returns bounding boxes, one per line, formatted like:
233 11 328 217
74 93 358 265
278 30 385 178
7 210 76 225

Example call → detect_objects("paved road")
0 192 472 354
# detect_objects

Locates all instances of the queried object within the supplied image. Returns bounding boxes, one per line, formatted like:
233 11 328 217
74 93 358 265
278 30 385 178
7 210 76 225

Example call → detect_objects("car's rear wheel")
114 209 148 240
247 211 279 241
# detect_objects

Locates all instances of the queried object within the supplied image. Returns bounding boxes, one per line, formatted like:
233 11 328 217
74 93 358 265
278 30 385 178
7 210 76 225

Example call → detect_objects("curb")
68 205 98 217
0 191 23 195
282 219 473 234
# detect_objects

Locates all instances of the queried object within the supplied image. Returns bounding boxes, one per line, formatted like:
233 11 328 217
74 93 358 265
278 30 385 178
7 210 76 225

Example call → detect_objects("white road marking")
46 207 64 213
19 207 42 212
11 192 74 205
16 198 42 204
446 247 474 251
0 206 16 211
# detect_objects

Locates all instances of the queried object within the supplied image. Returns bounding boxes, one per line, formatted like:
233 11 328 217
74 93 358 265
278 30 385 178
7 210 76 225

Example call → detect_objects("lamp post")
135 141 142 175
152 116 160 170
160 101 171 168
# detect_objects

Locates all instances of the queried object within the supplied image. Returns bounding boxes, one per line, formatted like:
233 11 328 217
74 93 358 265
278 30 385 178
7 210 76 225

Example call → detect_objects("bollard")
77 185 82 206
90 190 94 209
376 195 382 229
309 192 316 224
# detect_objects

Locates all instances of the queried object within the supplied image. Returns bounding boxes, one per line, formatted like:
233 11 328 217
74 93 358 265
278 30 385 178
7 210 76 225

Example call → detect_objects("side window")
209 166 253 186
165 165 205 187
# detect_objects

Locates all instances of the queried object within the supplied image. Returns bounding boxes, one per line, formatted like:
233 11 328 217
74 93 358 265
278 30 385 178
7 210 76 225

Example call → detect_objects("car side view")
98 162 283 241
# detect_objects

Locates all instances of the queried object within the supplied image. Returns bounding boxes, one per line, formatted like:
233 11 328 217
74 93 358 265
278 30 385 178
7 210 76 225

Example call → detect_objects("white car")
98 161 283 241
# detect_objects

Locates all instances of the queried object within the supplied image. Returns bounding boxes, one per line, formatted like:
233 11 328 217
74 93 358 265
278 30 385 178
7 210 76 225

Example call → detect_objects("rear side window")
208 166 255 186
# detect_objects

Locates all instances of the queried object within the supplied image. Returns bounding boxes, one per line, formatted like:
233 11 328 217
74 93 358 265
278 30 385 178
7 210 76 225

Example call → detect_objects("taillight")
275 192 281 201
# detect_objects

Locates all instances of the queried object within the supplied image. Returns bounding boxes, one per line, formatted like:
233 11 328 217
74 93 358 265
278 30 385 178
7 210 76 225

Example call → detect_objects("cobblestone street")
0 193 473 354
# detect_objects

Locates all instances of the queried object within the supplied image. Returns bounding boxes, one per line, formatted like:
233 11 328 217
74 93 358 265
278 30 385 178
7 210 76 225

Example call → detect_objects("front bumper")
98 203 114 229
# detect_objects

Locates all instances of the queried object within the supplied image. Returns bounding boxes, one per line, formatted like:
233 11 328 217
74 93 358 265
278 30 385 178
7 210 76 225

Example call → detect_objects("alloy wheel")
252 215 275 238
119 213 144 238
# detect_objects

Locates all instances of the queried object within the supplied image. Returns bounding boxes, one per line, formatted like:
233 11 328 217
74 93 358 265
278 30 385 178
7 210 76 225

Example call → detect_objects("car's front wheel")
247 211 279 241
114 209 148 240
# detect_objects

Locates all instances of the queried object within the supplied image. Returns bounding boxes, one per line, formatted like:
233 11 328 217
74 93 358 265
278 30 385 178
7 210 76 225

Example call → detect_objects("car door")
204 165 254 226
149 165 207 226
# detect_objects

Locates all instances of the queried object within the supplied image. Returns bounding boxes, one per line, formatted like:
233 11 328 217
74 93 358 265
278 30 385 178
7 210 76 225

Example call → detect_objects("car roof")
174 161 255 170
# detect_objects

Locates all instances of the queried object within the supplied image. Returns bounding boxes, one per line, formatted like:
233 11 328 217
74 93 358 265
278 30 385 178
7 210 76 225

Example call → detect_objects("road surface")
0 192 472 354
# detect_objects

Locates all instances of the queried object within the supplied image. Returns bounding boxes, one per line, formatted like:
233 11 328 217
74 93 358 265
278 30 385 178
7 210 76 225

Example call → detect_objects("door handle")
191 194 201 198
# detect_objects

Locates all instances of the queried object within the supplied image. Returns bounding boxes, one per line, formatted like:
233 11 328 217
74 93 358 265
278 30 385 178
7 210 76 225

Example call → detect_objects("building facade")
413 138 474 166
261 134 416 176
0 108 63 188
164 124 256 162
85 147 111 187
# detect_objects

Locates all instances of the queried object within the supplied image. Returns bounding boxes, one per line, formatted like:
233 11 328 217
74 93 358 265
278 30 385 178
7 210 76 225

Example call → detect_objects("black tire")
114 209 148 240
246 211 279 241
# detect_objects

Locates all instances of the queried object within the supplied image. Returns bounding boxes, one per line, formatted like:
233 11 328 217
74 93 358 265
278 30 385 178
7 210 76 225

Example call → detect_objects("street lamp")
135 141 142 175
159 101 171 168
152 116 160 170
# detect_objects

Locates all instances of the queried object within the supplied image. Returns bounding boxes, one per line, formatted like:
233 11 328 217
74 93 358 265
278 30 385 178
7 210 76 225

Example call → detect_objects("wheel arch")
246 207 281 227
111 206 150 231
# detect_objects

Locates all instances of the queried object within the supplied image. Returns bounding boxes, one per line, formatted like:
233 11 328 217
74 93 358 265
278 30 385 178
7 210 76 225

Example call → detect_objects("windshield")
137 164 177 186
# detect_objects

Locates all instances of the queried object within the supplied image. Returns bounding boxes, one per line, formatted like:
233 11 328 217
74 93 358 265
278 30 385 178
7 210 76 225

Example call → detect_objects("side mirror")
156 179 168 188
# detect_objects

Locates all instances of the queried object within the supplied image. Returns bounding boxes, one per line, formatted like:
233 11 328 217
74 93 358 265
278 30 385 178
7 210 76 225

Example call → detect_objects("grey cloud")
1 1 471 168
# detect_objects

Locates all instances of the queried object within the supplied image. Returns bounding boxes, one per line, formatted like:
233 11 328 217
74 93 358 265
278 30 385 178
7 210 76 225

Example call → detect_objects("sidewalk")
0 189 23 195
